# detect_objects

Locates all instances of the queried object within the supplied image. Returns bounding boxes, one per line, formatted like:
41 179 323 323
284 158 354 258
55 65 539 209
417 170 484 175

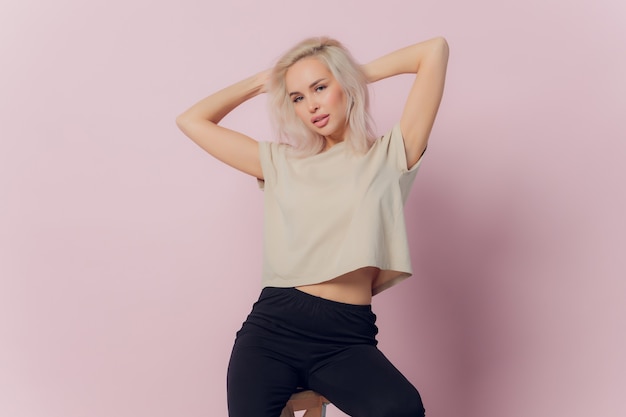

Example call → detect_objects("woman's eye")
293 96 303 103
315 85 326 92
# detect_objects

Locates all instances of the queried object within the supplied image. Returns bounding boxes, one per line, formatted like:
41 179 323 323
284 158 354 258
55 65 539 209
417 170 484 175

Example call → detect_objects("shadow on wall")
378 170 530 417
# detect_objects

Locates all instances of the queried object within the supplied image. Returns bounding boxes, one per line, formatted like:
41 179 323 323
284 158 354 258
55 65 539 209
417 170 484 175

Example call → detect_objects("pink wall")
1 1 624 416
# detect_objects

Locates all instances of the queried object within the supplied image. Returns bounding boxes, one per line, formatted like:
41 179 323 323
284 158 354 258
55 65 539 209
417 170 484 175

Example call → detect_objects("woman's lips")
311 114 329 128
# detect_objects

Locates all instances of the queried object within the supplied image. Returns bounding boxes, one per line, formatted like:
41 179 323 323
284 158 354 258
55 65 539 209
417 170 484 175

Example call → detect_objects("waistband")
260 286 373 313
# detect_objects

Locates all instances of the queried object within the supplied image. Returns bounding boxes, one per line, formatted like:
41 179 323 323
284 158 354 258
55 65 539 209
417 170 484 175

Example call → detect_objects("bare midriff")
296 266 379 305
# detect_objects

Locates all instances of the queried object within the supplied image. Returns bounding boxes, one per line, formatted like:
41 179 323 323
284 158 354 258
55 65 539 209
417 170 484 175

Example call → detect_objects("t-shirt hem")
261 268 413 296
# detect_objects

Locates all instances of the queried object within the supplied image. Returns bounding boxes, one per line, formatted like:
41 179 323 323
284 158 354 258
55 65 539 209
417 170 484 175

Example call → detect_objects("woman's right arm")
175 70 269 179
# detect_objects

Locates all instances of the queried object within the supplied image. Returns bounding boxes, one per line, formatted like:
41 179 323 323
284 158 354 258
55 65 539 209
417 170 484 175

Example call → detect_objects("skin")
285 57 348 150
177 37 449 305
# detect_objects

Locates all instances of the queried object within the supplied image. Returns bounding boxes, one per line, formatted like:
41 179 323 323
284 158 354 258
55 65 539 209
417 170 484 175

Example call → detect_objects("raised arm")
175 70 270 179
363 37 449 168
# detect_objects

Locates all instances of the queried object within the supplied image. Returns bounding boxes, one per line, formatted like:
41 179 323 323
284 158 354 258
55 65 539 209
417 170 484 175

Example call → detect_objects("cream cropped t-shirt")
257 123 422 295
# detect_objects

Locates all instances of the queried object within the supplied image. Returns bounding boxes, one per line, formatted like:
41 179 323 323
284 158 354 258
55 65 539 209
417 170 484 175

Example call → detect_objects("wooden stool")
280 390 330 417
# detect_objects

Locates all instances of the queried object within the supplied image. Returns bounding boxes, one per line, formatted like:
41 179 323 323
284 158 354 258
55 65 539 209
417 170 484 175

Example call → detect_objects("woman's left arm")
363 37 449 167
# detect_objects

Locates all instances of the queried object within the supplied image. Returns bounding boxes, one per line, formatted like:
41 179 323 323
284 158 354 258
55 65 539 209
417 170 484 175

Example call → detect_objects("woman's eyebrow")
289 78 327 97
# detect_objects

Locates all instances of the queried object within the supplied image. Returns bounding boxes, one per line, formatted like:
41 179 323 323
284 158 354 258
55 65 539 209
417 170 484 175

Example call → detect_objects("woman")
177 36 449 417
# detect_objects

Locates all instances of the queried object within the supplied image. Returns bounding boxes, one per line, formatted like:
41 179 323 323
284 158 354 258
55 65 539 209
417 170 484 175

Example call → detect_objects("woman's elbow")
432 36 449 57
175 112 192 131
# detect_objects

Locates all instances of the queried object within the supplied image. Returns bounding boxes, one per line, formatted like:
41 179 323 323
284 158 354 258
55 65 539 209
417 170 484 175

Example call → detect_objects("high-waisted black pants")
227 287 425 417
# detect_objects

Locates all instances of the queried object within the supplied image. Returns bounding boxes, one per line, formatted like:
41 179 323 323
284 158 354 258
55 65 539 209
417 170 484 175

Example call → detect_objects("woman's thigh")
227 332 300 417
308 345 425 417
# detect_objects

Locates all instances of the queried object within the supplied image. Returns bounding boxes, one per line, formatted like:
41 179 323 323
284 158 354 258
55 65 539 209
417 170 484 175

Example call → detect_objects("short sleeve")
257 142 276 191
385 123 425 173
381 123 424 203
257 141 293 190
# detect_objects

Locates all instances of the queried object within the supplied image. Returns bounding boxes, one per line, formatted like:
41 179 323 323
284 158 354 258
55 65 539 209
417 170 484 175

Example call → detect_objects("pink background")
1 1 625 416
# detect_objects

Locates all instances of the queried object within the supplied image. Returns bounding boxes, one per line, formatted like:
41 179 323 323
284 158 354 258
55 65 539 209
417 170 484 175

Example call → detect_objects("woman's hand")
256 68 272 94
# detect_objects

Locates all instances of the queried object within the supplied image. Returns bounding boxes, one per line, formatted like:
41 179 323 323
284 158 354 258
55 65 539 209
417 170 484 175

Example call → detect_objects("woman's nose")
308 100 319 112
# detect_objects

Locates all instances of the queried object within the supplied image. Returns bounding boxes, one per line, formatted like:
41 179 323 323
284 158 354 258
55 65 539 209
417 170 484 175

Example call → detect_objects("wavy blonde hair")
268 37 376 156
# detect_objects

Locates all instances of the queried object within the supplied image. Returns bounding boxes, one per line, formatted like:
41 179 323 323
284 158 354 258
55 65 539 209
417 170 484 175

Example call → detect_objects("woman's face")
285 57 348 141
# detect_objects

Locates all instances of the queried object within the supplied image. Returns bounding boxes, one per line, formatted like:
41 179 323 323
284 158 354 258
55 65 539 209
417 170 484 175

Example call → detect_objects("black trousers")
227 287 425 417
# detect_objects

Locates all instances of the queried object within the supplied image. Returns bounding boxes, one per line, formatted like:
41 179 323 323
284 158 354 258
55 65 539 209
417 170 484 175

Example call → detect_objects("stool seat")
280 390 330 417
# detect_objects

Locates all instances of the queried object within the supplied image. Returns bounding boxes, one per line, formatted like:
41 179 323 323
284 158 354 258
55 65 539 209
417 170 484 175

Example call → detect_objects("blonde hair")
268 37 376 156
